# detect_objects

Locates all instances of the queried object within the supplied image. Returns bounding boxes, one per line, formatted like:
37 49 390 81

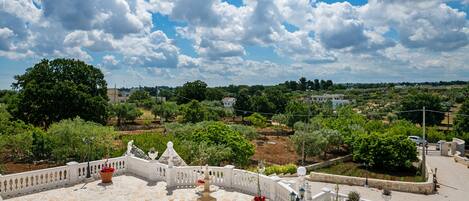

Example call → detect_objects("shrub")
352 133 417 170
264 164 297 175
347 191 360 201
230 124 258 140
245 113 267 128
48 117 116 163
426 127 446 143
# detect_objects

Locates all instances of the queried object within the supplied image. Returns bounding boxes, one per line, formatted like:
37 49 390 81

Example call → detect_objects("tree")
12 59 109 127
110 103 143 125
245 113 267 128
265 88 288 113
234 88 251 116
313 79 320 90
285 100 314 127
205 88 225 101
151 101 178 123
298 77 308 91
399 92 444 126
48 117 115 163
318 129 342 156
290 129 327 163
454 100 469 134
182 100 206 123
249 95 275 114
128 90 151 103
352 133 417 170
188 122 255 166
230 124 258 140
176 80 208 104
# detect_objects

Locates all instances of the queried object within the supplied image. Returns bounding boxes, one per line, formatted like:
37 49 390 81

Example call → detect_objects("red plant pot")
100 167 115 183
254 196 266 201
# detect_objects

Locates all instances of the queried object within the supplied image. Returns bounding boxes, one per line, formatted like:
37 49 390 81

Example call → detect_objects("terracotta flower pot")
100 171 114 183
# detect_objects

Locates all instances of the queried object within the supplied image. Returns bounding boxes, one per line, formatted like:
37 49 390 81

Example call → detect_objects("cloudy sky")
1 0 469 89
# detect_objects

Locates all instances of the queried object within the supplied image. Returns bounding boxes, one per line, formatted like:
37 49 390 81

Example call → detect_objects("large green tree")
109 103 143 125
176 80 208 104
12 59 109 127
454 100 469 134
234 88 251 116
399 93 444 126
151 101 179 123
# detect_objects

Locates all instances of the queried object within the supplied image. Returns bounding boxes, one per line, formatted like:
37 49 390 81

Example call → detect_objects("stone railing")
0 155 298 200
312 187 371 201
454 151 469 168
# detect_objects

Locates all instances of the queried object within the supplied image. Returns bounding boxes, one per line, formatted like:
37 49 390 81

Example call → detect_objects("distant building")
311 94 350 109
107 88 131 103
222 97 236 108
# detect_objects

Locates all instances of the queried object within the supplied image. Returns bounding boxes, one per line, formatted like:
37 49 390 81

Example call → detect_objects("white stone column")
270 176 281 200
148 160 158 181
321 187 332 201
223 165 234 189
166 166 174 187
66 161 79 185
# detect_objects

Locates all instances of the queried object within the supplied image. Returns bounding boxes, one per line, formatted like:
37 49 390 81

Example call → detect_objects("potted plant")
100 160 115 183
347 191 360 201
382 189 392 201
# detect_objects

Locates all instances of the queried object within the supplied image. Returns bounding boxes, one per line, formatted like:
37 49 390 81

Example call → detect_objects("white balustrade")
0 156 302 200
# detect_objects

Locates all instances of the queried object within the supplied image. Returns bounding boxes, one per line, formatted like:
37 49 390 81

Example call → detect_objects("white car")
408 136 428 146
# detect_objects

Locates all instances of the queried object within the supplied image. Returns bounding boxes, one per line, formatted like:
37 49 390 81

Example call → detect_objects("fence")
0 155 298 200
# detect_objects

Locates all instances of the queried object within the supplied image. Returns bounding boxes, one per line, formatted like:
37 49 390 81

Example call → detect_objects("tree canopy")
11 59 109 127
176 80 208 104
399 92 444 126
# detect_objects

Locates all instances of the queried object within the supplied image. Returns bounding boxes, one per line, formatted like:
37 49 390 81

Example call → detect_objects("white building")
311 94 350 109
222 97 236 108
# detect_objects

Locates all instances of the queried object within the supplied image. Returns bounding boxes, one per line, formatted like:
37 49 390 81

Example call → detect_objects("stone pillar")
441 142 449 156
269 176 281 200
66 161 79 185
321 187 332 201
166 166 174 187
451 142 457 155
223 165 234 189
148 160 158 181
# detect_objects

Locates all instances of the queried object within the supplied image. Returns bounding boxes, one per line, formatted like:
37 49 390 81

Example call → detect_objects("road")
284 147 469 201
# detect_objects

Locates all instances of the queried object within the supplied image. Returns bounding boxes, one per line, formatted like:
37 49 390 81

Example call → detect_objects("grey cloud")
170 0 220 26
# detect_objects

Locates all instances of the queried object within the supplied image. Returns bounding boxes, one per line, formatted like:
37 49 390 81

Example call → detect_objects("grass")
315 162 425 182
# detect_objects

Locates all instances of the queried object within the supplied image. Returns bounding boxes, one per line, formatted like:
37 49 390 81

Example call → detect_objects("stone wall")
309 167 434 194
305 155 352 172
454 151 469 168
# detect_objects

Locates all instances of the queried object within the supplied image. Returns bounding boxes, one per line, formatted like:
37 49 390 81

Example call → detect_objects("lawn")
315 162 426 182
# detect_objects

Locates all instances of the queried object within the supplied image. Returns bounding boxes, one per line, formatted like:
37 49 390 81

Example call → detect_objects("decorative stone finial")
167 141 174 148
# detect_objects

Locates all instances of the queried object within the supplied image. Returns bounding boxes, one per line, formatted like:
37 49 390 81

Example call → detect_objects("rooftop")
5 175 253 201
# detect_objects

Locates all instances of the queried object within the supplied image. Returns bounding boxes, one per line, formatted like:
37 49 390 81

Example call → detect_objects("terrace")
0 142 363 201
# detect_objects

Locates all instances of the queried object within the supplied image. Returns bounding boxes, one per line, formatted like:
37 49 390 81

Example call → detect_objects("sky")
1 0 469 89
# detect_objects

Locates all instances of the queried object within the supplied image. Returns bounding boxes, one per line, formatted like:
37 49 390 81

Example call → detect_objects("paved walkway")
284 146 469 201
6 175 253 201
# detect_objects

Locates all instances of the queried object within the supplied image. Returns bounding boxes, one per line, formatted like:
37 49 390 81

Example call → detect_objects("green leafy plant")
347 191 360 201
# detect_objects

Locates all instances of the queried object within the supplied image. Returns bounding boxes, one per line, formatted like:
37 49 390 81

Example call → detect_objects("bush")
187 122 255 166
229 124 258 140
48 117 116 163
352 133 417 170
264 164 297 175
245 113 267 128
347 191 360 201
426 127 446 143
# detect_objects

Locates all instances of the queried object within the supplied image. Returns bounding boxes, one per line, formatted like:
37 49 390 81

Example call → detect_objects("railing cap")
321 187 331 193
224 165 235 169
66 161 79 165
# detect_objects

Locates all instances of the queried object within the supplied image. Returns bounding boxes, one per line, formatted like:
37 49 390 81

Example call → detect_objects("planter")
100 171 114 183
254 196 266 201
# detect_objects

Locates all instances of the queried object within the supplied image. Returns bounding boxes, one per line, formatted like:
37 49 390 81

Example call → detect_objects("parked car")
408 136 428 146
436 140 445 150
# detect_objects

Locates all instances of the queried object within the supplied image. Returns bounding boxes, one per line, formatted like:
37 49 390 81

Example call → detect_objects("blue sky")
1 0 469 89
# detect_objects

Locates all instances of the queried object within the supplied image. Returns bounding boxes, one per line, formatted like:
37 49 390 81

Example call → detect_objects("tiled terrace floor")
5 175 253 201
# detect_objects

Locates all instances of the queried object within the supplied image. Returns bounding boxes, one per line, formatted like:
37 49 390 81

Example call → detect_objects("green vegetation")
151 101 178 123
109 103 143 126
245 113 267 128
316 162 425 182
352 133 417 170
11 58 109 127
399 92 444 126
